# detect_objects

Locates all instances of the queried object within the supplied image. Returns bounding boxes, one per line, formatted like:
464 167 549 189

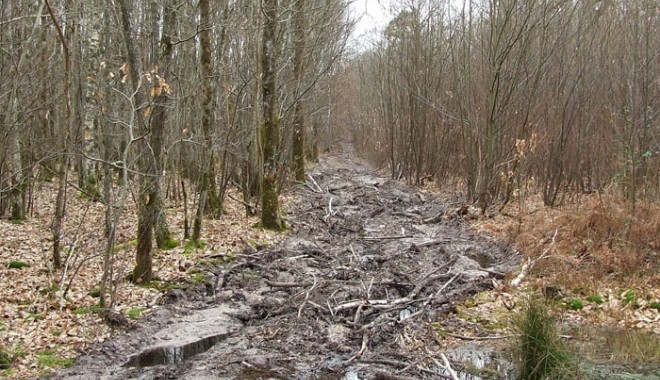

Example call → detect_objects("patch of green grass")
240 269 261 281
7 261 29 269
162 237 180 250
183 240 206 256
113 239 137 252
1 368 16 376
39 282 59 298
246 239 269 250
622 290 639 309
37 349 73 368
565 298 584 311
88 285 101 298
127 307 146 320
10 219 23 225
649 302 660 310
190 273 206 284
0 348 11 370
586 294 604 304
0 322 6 332
514 296 579 380
10 348 27 359
72 305 103 315
24 313 43 323
141 280 185 292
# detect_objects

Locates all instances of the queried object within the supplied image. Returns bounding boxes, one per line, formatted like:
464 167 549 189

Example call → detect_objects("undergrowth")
514 296 580 380
480 193 659 291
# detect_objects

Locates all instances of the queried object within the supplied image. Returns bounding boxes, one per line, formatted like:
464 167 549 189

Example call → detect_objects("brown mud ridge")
50 147 519 380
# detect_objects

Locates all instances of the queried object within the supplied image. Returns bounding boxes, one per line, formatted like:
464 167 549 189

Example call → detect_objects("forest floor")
1 144 659 379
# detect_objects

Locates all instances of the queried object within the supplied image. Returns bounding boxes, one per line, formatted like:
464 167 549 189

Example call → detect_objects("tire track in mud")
51 146 518 380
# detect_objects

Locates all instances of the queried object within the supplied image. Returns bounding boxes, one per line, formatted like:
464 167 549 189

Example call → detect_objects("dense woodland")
0 0 351 297
1 0 659 303
1 1 659 378
345 0 659 211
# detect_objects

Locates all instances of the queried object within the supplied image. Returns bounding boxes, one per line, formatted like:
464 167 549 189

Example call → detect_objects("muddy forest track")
50 145 519 380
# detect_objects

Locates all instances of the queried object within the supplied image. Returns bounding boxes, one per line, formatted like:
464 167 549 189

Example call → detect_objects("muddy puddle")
124 332 229 368
50 145 521 379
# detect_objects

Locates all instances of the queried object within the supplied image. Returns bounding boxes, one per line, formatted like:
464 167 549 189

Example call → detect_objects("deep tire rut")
50 147 518 380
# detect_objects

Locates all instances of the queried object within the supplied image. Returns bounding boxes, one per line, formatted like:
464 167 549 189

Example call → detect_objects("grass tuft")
7 261 29 269
514 296 580 380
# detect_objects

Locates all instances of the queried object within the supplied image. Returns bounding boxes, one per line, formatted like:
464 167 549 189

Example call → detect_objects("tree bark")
260 0 282 230
116 0 154 283
291 0 306 182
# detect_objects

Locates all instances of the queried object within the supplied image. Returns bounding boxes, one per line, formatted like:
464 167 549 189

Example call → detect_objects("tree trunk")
260 0 282 230
116 0 154 283
291 0 306 182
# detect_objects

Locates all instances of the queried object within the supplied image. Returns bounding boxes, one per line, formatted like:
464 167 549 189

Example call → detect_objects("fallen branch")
360 235 414 241
227 193 256 214
306 173 324 193
439 353 459 380
346 332 369 364
422 272 461 308
510 229 558 287
297 274 318 318
324 197 334 221
445 332 516 341
265 280 312 288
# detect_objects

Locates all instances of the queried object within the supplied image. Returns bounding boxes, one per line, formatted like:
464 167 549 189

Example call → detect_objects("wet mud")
49 146 519 379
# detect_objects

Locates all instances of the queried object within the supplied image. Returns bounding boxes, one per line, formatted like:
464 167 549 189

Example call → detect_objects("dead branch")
510 228 558 287
324 197 334 221
445 332 516 341
346 332 369 364
422 272 461 308
265 280 312 288
297 274 318 318
360 235 414 241
227 193 257 214
306 173 324 193
439 353 460 380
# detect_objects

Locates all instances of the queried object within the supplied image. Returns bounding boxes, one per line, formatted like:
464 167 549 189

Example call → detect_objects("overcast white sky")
349 0 393 47
348 0 465 49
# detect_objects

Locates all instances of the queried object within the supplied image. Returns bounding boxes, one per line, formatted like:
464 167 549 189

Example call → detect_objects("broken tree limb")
324 197 334 221
445 332 516 341
510 229 558 287
346 332 369 364
422 272 461 308
306 173 324 193
360 235 414 241
440 353 460 380
297 274 318 319
227 193 257 214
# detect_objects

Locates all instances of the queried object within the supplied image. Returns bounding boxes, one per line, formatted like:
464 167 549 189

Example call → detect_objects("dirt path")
49 146 518 380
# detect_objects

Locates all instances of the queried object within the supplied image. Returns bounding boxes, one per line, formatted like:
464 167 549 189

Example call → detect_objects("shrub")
565 298 584 310
514 296 579 380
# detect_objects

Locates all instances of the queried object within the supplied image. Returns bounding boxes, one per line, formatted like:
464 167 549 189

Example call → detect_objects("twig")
510 229 558 287
297 274 317 319
346 332 369 363
324 197 334 221
440 353 460 380
306 173 324 193
360 358 411 369
265 280 312 288
410 238 450 250
422 272 461 307
360 235 414 241
445 332 516 341
227 193 256 214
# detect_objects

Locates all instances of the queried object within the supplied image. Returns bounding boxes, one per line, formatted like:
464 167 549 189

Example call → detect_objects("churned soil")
49 145 518 380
